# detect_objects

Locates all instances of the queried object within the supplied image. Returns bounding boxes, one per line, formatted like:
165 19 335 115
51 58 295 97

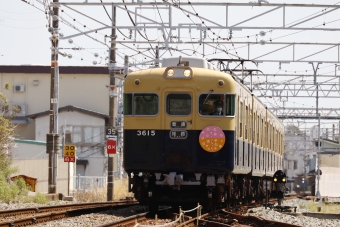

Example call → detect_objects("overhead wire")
122 0 156 55
154 1 173 56
27 1 149 67
99 0 131 40
24 0 340 74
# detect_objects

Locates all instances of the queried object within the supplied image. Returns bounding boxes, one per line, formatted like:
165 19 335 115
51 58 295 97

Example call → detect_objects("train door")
161 89 196 169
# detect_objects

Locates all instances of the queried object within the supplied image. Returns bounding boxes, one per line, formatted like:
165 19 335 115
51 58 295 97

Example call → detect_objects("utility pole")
107 4 116 201
155 46 159 67
47 0 60 194
316 85 320 198
316 111 321 198
304 125 307 192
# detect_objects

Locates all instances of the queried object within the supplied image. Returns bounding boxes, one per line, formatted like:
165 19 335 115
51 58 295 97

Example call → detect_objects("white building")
0 65 123 194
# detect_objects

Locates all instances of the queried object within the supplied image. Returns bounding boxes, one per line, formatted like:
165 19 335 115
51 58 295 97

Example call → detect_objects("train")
123 56 284 211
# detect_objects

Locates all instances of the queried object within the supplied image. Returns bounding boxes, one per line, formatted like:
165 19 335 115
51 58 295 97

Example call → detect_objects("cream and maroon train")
123 56 284 210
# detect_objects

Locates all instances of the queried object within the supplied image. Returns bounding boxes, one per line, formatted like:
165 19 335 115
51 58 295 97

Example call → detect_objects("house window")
65 133 72 143
288 160 298 170
294 160 298 170
84 127 101 143
72 126 82 143
62 126 103 144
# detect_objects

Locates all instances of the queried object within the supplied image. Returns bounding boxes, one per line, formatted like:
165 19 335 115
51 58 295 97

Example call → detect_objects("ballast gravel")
245 198 340 227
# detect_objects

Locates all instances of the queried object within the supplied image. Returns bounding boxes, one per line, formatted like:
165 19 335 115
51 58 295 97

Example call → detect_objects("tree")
0 90 25 202
0 91 17 177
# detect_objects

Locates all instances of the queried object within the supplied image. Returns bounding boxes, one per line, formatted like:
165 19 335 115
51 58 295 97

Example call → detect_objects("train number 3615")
137 130 156 136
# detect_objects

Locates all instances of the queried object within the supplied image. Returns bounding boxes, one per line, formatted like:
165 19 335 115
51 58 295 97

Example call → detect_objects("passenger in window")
209 101 223 115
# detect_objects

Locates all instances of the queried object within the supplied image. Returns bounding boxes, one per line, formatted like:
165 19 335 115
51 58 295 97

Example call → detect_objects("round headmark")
199 126 225 152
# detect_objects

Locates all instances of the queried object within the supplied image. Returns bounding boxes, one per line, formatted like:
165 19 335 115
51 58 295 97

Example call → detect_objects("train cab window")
166 93 191 115
198 93 235 116
123 93 158 115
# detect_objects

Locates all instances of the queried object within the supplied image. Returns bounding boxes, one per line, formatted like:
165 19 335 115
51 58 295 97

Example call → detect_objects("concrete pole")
47 0 60 195
107 4 116 201
316 113 321 199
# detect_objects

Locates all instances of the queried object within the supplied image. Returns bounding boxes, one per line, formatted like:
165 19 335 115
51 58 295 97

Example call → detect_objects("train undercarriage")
128 172 272 212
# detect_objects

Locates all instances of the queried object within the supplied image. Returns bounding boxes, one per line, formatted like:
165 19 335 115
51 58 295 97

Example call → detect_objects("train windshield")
166 93 192 115
123 93 158 115
199 93 235 116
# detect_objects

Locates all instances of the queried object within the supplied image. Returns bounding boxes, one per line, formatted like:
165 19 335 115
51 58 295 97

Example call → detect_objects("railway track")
178 209 303 227
94 207 302 227
0 195 307 226
0 200 138 227
94 198 303 227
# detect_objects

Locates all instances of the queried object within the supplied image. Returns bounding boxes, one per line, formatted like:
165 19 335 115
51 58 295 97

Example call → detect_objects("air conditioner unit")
14 85 25 92
10 103 27 117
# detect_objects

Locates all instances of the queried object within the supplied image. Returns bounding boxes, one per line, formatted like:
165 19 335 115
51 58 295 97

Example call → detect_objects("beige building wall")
318 140 340 196
319 167 340 197
0 72 110 114
12 159 72 196
11 140 73 195
321 154 340 168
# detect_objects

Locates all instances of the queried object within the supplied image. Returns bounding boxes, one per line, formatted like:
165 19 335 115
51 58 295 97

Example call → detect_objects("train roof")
162 56 215 69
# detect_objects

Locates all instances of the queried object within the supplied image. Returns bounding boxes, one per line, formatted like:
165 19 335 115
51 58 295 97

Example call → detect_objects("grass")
32 192 49 204
72 177 134 203
0 177 133 204
300 201 340 213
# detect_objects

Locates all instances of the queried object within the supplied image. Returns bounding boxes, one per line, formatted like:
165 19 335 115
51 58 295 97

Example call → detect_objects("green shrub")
33 193 48 204
0 174 29 203
0 174 14 203
15 177 28 196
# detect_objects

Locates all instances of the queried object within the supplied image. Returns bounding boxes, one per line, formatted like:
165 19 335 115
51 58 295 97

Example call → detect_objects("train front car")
123 57 236 210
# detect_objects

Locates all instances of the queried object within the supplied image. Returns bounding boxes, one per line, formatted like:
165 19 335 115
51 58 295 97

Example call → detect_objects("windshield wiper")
203 89 214 105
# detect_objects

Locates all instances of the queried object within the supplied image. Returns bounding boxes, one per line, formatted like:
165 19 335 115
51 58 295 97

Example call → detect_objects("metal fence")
72 175 107 190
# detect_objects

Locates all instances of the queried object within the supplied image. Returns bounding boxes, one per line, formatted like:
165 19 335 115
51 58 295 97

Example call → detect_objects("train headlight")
148 191 152 197
183 69 191 77
282 178 286 183
165 67 193 78
167 69 174 77
274 178 277 182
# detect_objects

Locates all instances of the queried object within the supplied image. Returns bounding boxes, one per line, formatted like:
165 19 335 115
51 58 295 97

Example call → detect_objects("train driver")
209 100 223 115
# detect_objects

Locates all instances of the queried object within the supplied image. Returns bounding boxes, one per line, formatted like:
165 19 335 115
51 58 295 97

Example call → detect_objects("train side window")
245 106 248 140
123 94 133 115
239 102 243 137
225 94 235 116
166 93 191 115
123 93 159 115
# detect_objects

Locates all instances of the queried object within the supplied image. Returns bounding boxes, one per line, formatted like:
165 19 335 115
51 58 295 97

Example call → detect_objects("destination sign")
170 121 187 129
169 130 187 139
